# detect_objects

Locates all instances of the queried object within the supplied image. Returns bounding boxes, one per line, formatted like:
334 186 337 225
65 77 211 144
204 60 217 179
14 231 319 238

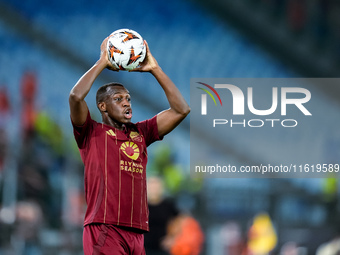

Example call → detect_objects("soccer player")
69 36 190 255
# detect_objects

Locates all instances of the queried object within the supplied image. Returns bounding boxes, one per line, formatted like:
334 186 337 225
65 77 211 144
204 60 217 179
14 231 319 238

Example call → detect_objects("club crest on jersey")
130 131 142 142
120 141 140 160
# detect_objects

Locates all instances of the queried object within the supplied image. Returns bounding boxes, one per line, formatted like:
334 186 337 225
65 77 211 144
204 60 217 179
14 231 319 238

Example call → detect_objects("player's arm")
132 41 190 137
152 67 190 137
69 37 117 125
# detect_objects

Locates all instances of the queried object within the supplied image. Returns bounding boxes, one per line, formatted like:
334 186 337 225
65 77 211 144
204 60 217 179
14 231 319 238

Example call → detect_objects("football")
106 29 146 71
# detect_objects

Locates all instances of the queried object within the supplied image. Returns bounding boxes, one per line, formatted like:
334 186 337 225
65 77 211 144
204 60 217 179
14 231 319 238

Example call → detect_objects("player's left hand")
129 40 159 73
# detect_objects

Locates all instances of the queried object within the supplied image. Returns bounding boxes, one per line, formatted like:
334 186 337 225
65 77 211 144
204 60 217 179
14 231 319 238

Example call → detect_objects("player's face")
105 86 132 124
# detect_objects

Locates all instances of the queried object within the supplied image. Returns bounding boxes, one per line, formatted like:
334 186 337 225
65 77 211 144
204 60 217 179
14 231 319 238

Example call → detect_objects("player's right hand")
100 36 119 72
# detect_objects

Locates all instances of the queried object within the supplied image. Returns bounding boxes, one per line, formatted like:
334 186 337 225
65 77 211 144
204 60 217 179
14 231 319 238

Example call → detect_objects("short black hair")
96 82 125 106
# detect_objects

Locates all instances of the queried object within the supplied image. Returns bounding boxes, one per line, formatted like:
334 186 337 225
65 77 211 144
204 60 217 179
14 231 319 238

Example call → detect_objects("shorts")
83 223 146 255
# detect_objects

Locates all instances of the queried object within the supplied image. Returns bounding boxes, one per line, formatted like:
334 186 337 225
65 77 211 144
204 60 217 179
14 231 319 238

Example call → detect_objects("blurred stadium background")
0 0 340 254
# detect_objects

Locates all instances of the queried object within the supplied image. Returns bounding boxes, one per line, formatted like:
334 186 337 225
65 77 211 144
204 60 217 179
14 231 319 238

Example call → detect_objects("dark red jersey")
72 112 161 232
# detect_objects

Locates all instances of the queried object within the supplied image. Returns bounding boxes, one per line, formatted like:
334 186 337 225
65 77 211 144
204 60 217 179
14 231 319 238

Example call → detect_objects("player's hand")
130 40 159 73
100 36 119 72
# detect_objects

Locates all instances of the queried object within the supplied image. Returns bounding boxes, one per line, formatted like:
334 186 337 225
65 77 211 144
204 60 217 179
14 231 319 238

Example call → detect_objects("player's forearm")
69 59 107 102
151 67 190 116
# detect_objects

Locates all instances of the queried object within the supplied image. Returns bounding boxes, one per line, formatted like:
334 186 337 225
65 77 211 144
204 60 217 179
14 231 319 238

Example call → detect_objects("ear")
98 102 107 112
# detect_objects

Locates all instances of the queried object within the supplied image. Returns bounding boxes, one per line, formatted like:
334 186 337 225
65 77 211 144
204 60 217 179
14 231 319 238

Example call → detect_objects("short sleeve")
136 115 163 147
71 111 94 149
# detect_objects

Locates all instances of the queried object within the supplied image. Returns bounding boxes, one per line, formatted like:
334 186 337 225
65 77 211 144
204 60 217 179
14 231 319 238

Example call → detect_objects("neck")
102 115 124 130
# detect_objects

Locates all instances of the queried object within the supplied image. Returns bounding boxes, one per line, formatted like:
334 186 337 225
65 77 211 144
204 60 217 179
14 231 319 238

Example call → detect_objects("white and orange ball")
106 28 146 71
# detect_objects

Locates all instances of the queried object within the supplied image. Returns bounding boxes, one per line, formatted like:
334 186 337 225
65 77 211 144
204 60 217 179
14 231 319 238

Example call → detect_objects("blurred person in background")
69 34 190 255
0 87 10 172
145 175 179 255
246 213 277 255
13 200 43 255
220 221 246 255
20 71 37 141
162 213 204 255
